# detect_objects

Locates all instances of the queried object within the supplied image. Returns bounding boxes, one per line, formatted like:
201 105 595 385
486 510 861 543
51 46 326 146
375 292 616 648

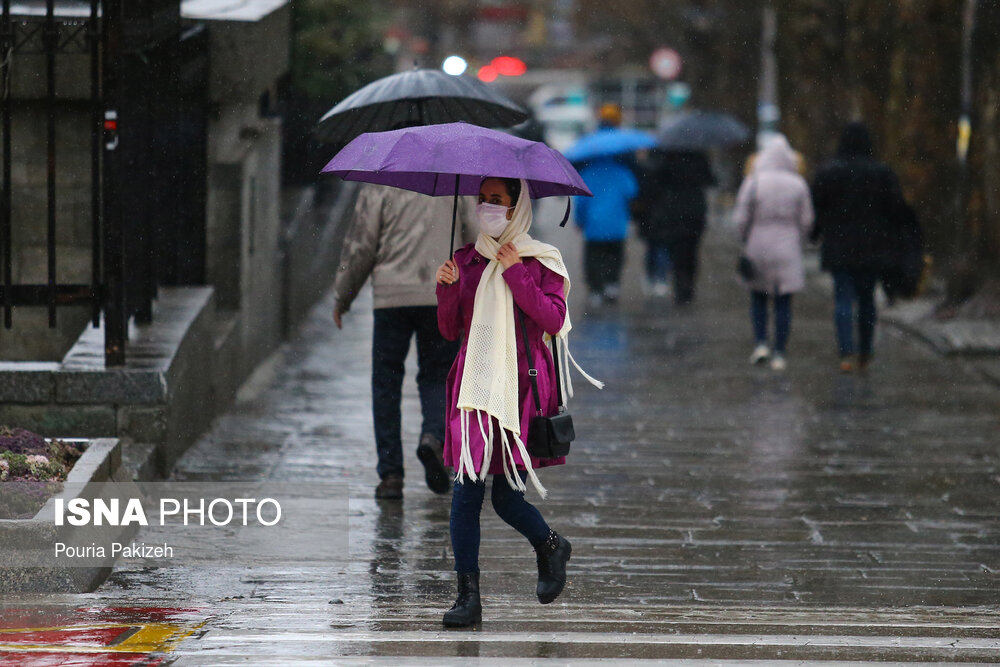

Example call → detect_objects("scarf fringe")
565 341 604 390
512 432 546 498
456 408 548 498
476 411 493 478
548 333 604 398
500 429 519 490
456 409 479 485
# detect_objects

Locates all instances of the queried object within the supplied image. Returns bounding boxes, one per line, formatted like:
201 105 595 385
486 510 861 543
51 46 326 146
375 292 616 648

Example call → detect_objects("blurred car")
528 84 594 152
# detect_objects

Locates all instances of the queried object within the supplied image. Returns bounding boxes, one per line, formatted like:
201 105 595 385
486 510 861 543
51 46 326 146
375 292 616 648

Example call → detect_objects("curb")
0 438 139 593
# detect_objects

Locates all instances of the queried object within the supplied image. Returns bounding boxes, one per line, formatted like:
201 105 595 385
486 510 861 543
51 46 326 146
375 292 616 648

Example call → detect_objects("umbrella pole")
449 173 459 259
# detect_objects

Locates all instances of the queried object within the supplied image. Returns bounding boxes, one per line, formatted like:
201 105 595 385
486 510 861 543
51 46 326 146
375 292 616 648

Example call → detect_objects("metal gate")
0 0 206 365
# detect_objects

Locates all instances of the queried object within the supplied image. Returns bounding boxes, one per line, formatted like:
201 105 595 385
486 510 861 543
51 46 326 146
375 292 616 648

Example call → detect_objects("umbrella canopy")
315 69 529 145
322 122 591 257
562 127 658 163
657 111 751 150
321 122 592 199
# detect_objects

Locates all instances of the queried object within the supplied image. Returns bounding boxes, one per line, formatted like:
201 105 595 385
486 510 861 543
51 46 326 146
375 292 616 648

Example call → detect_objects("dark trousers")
645 241 671 283
450 471 550 574
372 306 458 480
833 270 878 357
665 236 701 304
751 291 793 354
583 240 624 295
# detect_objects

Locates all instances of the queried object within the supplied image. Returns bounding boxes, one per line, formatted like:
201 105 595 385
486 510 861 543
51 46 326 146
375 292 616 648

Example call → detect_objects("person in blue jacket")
574 129 639 306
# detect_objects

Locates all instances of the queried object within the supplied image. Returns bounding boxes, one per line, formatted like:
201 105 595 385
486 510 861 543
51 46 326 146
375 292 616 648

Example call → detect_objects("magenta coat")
436 243 567 475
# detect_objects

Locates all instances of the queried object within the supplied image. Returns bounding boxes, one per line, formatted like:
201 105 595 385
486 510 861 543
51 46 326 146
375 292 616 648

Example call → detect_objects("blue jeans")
372 306 458 480
450 472 551 574
645 242 671 283
832 271 878 357
751 291 792 354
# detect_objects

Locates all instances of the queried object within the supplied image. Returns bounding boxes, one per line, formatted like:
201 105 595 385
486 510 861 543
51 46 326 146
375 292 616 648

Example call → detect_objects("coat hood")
836 122 874 158
753 134 798 174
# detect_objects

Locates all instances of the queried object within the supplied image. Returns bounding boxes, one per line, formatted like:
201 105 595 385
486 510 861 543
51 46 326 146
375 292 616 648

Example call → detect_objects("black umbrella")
315 68 529 144
657 110 750 150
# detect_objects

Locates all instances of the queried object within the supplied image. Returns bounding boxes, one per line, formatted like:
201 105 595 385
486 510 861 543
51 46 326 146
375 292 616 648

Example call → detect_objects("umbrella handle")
449 174 460 258
559 197 572 227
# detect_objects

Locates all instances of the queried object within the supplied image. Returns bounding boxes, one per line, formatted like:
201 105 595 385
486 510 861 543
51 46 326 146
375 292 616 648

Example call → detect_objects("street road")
3 210 1000 664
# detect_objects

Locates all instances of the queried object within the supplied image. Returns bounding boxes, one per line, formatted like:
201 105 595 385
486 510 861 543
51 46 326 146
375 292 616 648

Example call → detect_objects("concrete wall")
197 1 291 383
281 182 359 336
0 178 355 476
0 2 361 476
2 3 292 367
205 110 285 373
0 288 217 476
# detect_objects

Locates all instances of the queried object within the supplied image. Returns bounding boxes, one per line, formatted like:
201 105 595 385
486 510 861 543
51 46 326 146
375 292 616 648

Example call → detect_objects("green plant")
289 0 393 103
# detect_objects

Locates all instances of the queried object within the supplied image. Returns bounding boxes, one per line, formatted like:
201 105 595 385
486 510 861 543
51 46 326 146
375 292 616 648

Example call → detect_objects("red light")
477 65 499 82
491 56 526 77
103 120 117 130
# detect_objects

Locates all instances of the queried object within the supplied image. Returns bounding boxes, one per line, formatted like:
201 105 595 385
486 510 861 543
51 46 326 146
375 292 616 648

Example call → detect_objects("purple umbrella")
321 122 592 256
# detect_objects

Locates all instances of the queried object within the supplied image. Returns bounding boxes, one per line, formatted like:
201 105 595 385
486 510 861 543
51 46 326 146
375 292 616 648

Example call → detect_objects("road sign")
667 82 691 108
650 47 682 80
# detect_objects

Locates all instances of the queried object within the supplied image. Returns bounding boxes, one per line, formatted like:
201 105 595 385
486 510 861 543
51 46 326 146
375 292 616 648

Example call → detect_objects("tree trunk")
969 0 1000 272
774 0 963 266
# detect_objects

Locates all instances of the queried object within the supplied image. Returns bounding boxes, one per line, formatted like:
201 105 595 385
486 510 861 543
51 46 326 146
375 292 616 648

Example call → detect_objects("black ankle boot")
443 572 482 627
535 530 571 604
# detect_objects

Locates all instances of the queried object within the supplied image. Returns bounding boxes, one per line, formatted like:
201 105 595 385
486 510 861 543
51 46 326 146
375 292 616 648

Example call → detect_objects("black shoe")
374 474 403 500
535 530 571 604
442 572 482 627
416 433 451 495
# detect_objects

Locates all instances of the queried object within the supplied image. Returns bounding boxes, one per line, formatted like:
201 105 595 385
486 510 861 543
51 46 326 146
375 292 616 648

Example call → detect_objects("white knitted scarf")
455 179 604 498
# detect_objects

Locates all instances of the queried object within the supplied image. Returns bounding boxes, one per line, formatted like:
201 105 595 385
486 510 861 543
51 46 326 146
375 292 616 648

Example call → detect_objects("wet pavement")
3 209 1000 664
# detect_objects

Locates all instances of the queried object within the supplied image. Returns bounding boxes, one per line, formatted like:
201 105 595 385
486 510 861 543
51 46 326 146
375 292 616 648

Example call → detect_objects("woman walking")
732 135 814 370
811 123 907 372
435 176 599 627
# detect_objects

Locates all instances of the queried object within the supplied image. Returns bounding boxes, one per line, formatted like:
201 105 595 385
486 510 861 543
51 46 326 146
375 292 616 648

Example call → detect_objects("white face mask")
476 202 512 237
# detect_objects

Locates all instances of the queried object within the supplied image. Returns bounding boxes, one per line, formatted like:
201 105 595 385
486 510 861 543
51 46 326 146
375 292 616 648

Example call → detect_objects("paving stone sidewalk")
3 211 1000 664
880 298 1000 389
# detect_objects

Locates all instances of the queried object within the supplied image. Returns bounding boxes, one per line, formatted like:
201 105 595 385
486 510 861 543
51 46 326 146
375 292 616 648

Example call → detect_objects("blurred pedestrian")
334 183 474 499
732 135 814 371
744 134 807 176
573 104 639 306
638 150 716 305
811 122 908 373
435 177 599 627
634 153 672 297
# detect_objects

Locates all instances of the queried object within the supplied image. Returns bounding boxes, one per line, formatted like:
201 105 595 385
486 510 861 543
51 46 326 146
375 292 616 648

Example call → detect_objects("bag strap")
741 176 758 245
516 307 544 416
551 335 563 407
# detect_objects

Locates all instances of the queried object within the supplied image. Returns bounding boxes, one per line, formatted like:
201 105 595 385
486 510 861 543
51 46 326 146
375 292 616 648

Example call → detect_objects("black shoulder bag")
517 308 575 459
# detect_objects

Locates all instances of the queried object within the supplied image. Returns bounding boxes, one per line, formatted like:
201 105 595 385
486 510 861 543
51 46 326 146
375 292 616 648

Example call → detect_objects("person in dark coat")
635 150 715 305
634 153 670 297
811 122 908 372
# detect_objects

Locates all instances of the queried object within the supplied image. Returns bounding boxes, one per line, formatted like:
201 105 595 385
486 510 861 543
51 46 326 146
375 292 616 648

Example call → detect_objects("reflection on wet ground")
0 606 203 665
3 219 1000 663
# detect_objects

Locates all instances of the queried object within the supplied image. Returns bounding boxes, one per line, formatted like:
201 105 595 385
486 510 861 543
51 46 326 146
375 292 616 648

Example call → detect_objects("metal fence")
0 0 206 365
1 0 103 334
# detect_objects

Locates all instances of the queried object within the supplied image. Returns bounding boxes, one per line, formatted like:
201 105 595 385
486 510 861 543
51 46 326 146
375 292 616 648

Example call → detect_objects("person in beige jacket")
334 183 475 499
